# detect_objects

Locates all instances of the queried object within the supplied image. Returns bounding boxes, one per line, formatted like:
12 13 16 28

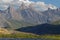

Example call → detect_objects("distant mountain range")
0 1 60 29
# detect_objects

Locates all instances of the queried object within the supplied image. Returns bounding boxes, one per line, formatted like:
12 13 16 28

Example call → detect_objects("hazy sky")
30 0 60 7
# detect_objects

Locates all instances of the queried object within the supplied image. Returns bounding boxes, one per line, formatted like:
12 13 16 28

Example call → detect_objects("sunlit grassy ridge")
0 33 40 38
1 33 60 39
0 28 41 38
0 28 60 40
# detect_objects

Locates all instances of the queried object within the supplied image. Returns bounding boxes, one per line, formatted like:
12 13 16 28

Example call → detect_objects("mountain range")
0 0 60 29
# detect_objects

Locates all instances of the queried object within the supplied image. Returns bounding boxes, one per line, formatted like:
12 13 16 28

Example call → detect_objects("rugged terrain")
0 0 60 39
0 2 60 29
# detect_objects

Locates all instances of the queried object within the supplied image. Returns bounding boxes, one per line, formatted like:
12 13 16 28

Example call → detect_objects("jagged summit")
0 0 60 28
0 0 57 11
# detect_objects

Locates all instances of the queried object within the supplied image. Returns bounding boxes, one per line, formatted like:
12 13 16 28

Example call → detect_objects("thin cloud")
0 0 57 11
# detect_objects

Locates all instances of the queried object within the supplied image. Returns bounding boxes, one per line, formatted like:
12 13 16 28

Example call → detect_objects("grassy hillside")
0 28 40 38
0 28 42 38
1 33 60 39
0 28 60 39
0 31 60 39
1 20 60 39
0 32 40 38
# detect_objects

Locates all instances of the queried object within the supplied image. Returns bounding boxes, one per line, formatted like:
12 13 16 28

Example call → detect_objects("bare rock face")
10 6 23 21
13 4 60 24
0 6 11 27
0 2 60 28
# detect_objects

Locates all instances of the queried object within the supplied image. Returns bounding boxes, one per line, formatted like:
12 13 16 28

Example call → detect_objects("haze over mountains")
0 0 60 29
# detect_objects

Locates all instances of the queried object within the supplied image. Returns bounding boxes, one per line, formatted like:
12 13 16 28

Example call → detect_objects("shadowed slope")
16 23 60 35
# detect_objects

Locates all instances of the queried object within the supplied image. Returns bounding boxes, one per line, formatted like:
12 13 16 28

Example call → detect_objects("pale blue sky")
30 0 60 7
